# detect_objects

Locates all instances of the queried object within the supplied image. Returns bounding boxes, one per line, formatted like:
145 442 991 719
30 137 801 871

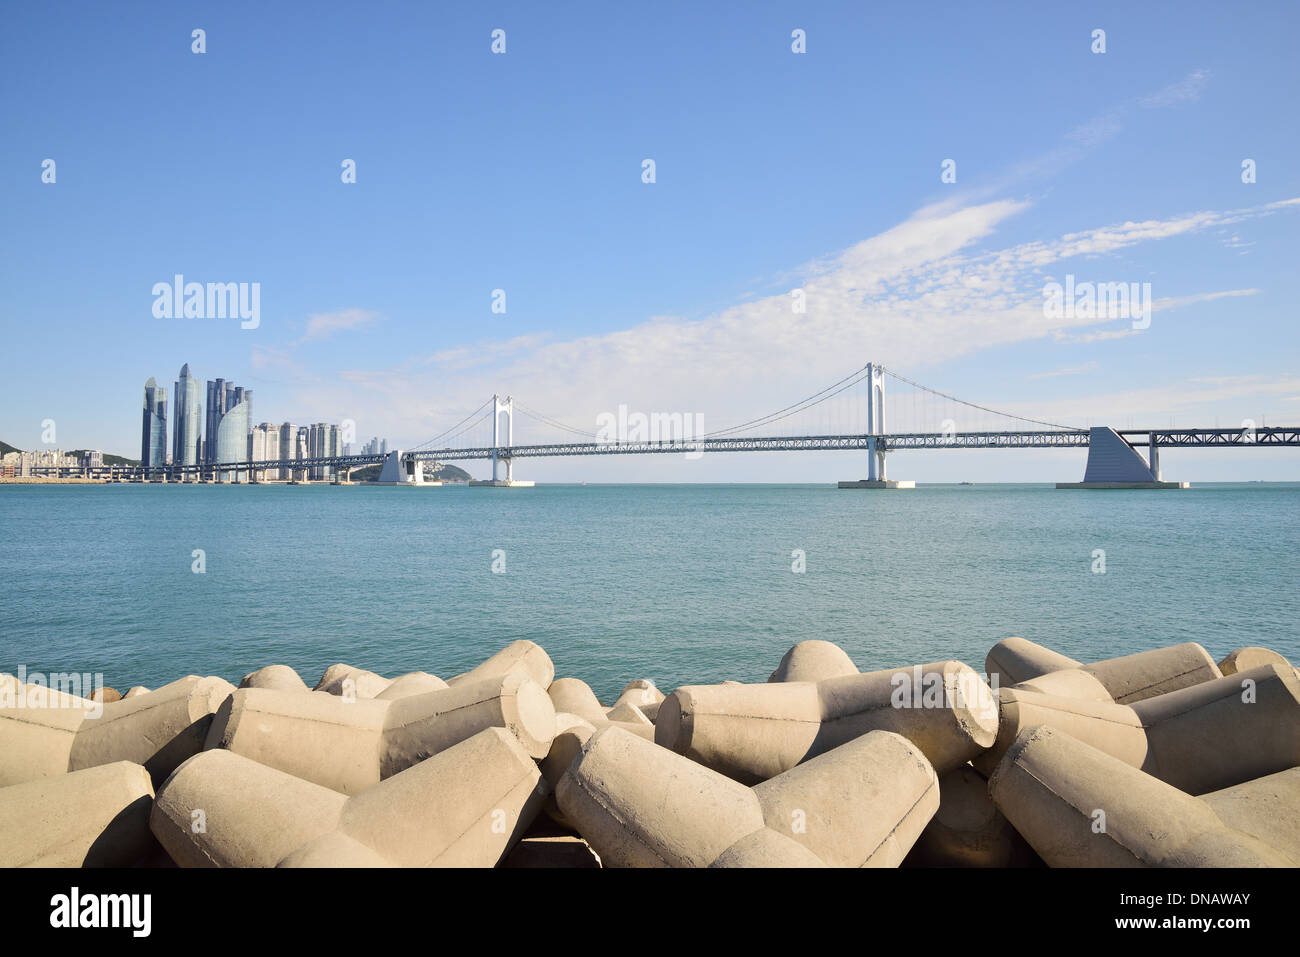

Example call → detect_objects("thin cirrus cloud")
1027 362 1099 381
295 308 382 345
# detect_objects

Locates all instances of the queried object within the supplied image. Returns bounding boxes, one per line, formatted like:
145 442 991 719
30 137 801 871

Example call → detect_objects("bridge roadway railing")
1118 427 1300 447
404 430 1092 461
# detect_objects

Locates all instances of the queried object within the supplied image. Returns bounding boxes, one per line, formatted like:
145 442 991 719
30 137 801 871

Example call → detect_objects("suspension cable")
881 366 1083 432
407 398 495 451
701 364 872 438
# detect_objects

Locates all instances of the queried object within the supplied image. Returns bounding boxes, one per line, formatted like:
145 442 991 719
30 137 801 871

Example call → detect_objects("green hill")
68 449 139 467
0 440 20 456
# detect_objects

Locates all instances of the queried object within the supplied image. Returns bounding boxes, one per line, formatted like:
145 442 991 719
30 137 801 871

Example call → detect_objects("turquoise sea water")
1 483 1296 700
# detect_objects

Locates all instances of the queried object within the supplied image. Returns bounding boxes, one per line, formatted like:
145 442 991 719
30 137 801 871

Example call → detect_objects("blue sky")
2 1 1298 481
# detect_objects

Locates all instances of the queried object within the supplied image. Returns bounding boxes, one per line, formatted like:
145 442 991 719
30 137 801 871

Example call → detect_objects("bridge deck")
26 427 1300 476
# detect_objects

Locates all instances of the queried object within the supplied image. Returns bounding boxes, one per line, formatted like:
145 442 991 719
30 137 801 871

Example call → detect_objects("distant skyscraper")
279 422 298 479
307 422 343 479
249 423 281 481
172 363 202 468
140 377 168 470
204 378 253 479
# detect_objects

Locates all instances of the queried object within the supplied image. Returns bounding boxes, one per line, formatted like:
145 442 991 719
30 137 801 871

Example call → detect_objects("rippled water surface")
1 482 1296 700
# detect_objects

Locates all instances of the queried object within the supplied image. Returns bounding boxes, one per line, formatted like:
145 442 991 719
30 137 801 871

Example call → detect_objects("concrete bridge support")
1057 427 1188 489
470 395 534 487
839 363 914 489
377 451 440 486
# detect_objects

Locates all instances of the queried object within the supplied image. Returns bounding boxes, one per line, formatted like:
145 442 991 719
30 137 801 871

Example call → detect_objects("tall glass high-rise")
172 363 202 468
140 377 168 471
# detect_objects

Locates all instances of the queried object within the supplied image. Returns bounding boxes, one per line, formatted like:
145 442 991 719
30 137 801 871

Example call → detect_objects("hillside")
351 462 473 483
2 440 139 466
68 449 140 467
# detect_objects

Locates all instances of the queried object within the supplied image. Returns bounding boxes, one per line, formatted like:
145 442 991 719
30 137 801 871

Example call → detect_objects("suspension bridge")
44 363 1300 488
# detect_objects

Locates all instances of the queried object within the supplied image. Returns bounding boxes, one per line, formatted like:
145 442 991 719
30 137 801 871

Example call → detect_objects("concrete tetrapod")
556 725 939 867
446 639 555 690
611 679 665 722
207 672 556 794
768 639 859 683
1014 642 1222 705
904 763 1041 868
655 661 998 784
985 637 1081 687
1199 768 1300 863
548 676 655 740
987 725 1296 867
0 676 235 788
974 664 1300 795
375 671 448 700
315 664 391 699
748 727 940 867
1217 646 1293 677
152 727 546 867
239 665 309 693
0 761 157 867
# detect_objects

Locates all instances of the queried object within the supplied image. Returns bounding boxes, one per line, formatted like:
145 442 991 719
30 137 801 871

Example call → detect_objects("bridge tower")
838 362 914 489
470 393 534 487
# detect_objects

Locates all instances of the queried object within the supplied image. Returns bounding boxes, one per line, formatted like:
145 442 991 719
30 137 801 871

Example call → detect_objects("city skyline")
2 4 1298 482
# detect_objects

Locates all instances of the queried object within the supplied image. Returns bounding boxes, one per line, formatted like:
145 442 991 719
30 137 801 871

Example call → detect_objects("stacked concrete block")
152 727 546 867
208 671 556 794
8 637 1297 870
988 725 1297 867
975 663 1300 794
315 663 391 699
0 675 235 787
768 639 859 683
655 661 997 784
375 671 447 700
1217 645 1294 678
1199 767 1300 863
984 637 1081 686
557 725 939 867
1013 643 1221 704
610 679 665 722
239 664 309 693
0 761 157 867
539 713 597 828
446 639 555 690
547 676 655 740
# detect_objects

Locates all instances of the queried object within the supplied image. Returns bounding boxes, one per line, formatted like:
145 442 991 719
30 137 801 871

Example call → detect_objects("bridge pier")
838 364 914 489
1056 427 1188 489
377 450 440 486
470 395 534 486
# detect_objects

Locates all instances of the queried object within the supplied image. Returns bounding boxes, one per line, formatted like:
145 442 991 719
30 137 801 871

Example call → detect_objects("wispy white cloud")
1139 69 1211 108
1027 362 1098 380
297 308 382 344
